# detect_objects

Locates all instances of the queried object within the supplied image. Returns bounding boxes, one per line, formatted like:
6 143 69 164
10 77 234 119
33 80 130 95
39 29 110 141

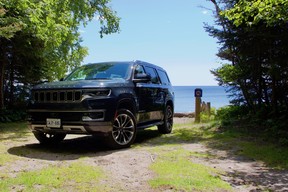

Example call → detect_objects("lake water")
173 86 230 113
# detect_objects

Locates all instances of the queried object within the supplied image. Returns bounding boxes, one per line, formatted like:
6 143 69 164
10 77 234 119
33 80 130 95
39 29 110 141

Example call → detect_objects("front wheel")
105 109 137 149
158 105 173 134
33 132 66 145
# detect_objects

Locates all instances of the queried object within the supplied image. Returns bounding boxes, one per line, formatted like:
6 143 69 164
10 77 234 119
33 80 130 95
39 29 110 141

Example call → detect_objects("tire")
158 105 173 134
105 109 137 149
33 132 66 145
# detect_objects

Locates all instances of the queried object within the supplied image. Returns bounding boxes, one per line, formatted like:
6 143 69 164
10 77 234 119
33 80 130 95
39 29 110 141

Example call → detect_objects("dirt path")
2 120 288 191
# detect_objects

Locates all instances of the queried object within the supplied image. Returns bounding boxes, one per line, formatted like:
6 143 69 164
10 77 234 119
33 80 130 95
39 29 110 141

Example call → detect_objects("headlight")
81 89 111 101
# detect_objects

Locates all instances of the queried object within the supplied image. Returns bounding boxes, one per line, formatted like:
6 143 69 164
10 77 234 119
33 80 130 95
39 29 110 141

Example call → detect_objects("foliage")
215 105 249 121
207 0 288 137
215 105 288 147
0 109 27 122
0 0 120 109
223 0 288 27
200 107 216 122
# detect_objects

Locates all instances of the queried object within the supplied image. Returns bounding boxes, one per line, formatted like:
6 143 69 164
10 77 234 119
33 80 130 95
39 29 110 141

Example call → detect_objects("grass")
0 145 18 166
210 125 288 169
0 121 31 141
0 162 106 192
1 120 288 191
137 120 288 191
0 122 31 166
0 122 107 192
0 121 29 132
173 120 288 169
141 123 232 191
149 148 231 192
236 140 288 169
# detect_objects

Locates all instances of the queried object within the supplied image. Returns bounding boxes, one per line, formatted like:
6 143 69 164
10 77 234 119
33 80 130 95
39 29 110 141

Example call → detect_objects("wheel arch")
166 100 174 113
117 98 137 115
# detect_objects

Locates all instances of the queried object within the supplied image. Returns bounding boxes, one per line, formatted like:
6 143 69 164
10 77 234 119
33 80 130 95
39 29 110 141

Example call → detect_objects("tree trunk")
0 61 5 109
271 76 278 116
8 59 15 108
0 38 7 110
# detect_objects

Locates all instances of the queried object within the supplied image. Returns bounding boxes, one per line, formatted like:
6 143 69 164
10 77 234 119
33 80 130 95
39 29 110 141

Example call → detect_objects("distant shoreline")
174 112 195 118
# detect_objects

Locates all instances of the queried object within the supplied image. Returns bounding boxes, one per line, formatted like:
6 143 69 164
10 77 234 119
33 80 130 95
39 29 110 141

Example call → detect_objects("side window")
157 69 170 85
134 65 145 77
144 66 160 84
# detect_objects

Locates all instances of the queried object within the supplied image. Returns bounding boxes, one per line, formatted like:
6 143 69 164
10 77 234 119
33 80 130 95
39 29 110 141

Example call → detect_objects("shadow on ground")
7 129 161 161
8 135 111 161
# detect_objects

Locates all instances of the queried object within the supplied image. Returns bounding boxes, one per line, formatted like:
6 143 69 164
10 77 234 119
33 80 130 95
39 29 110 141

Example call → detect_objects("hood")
32 79 129 90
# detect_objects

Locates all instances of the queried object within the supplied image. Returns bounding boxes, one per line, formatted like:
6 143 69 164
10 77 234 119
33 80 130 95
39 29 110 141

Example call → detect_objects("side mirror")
59 78 64 81
133 73 151 83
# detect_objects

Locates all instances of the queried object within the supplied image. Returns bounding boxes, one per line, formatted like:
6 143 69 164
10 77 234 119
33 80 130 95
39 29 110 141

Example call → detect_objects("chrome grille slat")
33 90 82 103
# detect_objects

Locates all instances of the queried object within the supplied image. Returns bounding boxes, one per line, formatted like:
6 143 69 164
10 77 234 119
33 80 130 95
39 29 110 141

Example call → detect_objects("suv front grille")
33 90 82 103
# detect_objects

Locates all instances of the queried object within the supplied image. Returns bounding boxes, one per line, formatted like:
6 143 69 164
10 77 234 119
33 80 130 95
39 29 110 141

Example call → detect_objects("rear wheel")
105 109 137 149
33 132 66 145
158 105 173 134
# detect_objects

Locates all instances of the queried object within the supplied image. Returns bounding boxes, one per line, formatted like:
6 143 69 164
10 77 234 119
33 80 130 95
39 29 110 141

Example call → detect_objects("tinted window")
134 65 146 77
144 66 160 84
157 70 170 85
65 63 131 81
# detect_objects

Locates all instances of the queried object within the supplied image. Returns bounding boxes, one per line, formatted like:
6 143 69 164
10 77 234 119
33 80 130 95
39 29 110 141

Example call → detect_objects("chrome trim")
30 124 46 130
63 125 87 132
82 117 105 122
30 124 87 133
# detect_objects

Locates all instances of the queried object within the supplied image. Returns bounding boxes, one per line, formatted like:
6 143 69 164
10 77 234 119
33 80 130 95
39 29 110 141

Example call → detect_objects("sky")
80 0 220 86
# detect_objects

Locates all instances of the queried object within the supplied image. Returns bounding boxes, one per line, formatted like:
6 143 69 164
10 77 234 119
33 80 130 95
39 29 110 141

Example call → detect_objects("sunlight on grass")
239 142 288 169
141 122 218 146
145 120 288 190
0 145 18 166
0 162 106 191
149 148 231 191
0 122 31 141
0 122 31 166
173 121 288 169
0 122 29 132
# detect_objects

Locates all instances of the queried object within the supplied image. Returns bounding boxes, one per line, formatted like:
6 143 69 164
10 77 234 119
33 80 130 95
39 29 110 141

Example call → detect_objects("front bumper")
29 121 112 135
28 109 114 135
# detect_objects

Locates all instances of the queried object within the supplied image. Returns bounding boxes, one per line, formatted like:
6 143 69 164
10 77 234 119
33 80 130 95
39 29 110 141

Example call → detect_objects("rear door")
134 64 153 115
134 65 163 122
143 66 164 120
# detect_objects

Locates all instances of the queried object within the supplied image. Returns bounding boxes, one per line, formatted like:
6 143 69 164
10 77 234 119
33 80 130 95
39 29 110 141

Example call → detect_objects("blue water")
173 86 230 113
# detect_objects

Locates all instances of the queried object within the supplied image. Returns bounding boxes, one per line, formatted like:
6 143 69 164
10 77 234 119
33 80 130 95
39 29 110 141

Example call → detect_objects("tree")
0 0 120 109
223 0 288 27
206 0 288 120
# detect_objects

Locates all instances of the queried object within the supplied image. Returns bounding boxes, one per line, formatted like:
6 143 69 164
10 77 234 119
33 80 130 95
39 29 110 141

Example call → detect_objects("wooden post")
207 102 211 117
195 97 201 123
194 88 202 123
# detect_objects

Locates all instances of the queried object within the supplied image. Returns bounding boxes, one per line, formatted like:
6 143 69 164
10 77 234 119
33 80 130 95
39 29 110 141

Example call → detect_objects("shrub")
0 109 27 123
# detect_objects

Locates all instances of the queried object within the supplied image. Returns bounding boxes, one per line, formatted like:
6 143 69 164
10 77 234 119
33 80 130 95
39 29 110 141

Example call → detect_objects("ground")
1 118 288 191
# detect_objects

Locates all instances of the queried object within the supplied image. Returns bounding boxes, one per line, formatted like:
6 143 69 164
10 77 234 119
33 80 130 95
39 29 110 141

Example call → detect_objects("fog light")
82 112 104 121
82 116 93 121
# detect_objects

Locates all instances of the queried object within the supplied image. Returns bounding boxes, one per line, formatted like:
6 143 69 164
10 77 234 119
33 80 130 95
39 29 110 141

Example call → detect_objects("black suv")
28 60 174 149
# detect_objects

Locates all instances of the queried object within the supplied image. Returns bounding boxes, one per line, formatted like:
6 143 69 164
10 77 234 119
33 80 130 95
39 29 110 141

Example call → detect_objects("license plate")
46 118 61 128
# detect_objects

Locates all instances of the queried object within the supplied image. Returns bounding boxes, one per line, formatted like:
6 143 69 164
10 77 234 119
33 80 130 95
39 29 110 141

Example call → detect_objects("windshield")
65 63 132 81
